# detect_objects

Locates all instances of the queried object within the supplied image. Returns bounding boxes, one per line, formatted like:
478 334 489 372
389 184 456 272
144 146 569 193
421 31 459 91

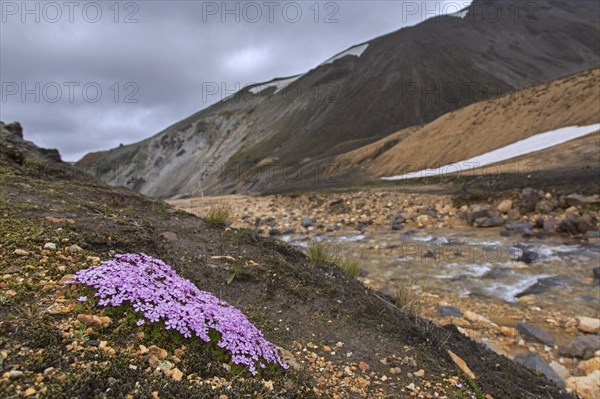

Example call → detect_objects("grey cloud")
0 0 471 161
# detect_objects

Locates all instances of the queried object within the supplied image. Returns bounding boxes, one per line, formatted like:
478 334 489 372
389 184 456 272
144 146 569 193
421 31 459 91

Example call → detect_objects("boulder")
505 221 534 236
515 248 539 264
577 317 600 334
473 216 505 228
513 353 565 388
515 277 569 297
517 323 555 346
496 199 513 213
465 204 493 224
519 188 541 213
391 212 407 230
585 230 600 238
327 199 351 215
549 361 570 381
543 219 557 233
559 335 600 359
301 216 316 228
438 306 462 318
559 213 596 235
566 370 600 399
535 199 555 213
268 228 282 236
577 357 600 375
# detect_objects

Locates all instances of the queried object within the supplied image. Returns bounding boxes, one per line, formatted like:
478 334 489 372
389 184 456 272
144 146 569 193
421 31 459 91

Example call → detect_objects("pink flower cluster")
70 253 287 375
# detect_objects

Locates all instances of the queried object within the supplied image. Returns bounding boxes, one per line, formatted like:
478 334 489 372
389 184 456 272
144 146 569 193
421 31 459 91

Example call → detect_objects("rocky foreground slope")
1 123 581 397
77 0 600 197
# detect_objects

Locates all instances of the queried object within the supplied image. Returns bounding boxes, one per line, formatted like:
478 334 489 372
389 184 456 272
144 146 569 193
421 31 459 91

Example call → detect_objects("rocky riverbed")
171 188 600 398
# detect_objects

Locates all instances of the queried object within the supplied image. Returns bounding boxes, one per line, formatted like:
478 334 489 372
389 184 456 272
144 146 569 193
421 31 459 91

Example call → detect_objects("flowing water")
282 228 600 316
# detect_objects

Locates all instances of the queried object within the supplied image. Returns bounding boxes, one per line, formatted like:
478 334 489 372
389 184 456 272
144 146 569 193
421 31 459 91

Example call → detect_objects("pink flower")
70 253 287 375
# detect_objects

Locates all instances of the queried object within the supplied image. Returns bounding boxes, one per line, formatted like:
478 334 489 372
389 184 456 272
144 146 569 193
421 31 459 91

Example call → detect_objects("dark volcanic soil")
0 126 575 398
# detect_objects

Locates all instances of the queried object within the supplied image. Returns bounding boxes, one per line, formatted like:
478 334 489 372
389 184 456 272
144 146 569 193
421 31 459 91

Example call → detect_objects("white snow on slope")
320 43 369 66
248 75 303 94
447 9 469 19
246 43 369 95
381 123 600 181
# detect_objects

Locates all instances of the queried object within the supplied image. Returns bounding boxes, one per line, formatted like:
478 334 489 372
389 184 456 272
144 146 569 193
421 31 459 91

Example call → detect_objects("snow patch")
382 124 600 181
248 75 302 94
446 9 469 19
320 43 369 66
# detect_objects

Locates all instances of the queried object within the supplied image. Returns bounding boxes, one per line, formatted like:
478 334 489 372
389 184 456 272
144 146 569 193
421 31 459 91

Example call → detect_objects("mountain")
77 0 600 198
330 67 600 181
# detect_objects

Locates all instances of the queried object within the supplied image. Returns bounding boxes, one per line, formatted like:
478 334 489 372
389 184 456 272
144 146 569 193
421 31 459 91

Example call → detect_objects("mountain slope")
78 0 600 197
330 67 600 179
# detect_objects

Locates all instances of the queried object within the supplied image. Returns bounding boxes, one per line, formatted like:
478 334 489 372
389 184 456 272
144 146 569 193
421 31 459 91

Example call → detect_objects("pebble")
500 326 518 338
44 242 57 250
148 345 168 360
66 244 83 252
359 361 370 372
9 370 23 379
77 314 112 329
14 249 29 256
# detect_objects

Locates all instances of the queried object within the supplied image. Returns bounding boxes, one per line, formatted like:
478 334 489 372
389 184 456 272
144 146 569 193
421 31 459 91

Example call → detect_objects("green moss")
24 321 62 349
25 346 64 372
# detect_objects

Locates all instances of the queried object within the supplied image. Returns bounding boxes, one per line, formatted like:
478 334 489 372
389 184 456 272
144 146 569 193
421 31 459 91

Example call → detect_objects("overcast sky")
1 0 472 161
